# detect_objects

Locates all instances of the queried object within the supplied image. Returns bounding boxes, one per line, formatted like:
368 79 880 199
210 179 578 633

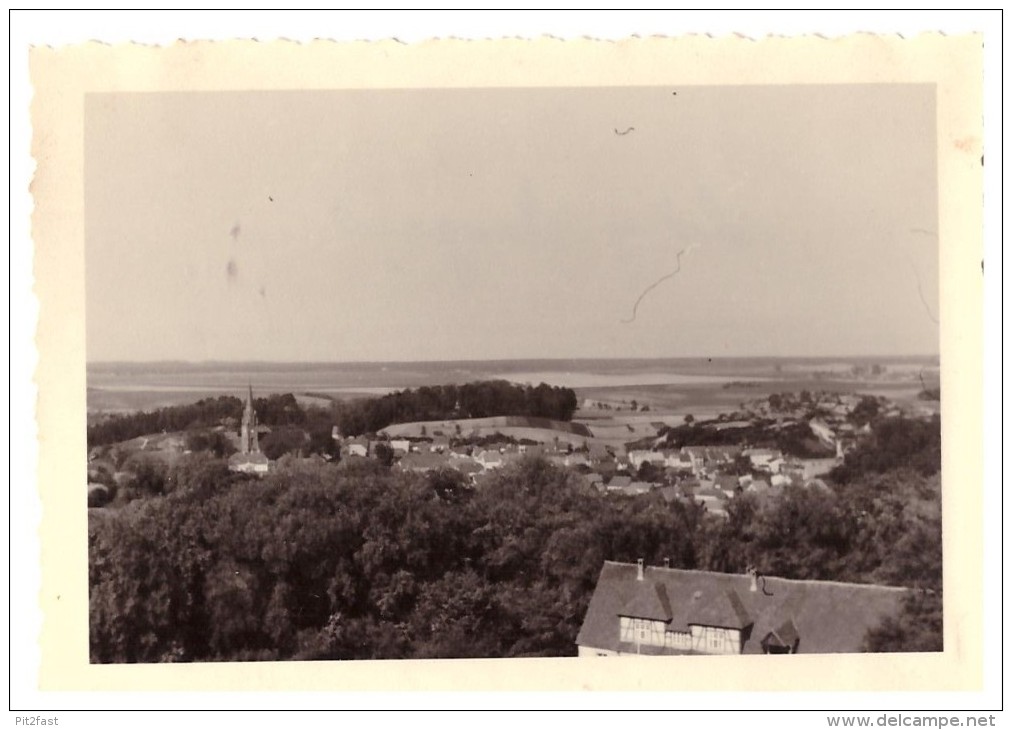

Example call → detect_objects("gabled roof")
765 617 801 648
681 446 710 457
688 589 752 630
576 562 908 655
619 580 673 622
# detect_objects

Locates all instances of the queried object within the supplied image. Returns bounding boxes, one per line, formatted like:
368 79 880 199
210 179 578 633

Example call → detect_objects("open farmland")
381 415 593 446
573 375 934 421
87 356 939 422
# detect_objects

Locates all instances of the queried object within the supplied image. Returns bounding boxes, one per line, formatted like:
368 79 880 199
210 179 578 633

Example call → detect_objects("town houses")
91 382 891 518
317 390 879 519
84 373 941 662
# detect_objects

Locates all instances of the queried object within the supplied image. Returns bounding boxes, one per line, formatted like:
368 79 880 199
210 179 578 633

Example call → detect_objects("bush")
260 426 308 460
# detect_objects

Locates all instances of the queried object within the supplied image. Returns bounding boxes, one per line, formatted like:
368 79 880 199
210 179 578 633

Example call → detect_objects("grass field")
87 357 939 420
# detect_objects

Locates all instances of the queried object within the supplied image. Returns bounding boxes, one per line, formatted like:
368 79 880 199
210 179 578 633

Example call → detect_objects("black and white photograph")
82 82 943 663
17 22 991 707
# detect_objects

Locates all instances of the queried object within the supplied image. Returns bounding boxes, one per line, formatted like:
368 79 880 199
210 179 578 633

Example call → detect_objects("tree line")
88 381 578 449
88 393 311 448
89 414 941 662
657 420 836 458
332 381 578 437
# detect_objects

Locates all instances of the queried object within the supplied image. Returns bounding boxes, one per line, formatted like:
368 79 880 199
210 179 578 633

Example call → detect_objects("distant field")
87 385 394 415
381 416 660 451
500 371 772 388
574 376 932 420
382 416 591 438
87 357 939 416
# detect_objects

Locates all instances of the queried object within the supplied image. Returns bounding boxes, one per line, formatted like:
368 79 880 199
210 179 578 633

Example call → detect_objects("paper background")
18 24 989 700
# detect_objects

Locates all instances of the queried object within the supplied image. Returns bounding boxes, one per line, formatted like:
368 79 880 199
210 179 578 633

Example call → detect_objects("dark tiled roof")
576 562 908 655
620 581 673 622
768 618 801 647
688 589 752 630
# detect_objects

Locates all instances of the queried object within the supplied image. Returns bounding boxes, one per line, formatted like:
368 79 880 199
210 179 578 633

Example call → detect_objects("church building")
228 385 270 474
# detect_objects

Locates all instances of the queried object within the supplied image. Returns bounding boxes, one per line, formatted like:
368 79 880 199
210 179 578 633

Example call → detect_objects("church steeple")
240 383 260 454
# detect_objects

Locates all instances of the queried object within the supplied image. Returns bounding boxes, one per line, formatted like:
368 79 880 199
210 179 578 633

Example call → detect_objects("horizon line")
87 353 942 367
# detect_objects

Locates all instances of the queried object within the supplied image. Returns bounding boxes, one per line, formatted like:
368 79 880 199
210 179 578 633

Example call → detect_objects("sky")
85 85 939 362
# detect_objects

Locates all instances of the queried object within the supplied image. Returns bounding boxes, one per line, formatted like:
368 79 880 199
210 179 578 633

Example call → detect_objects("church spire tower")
240 384 260 454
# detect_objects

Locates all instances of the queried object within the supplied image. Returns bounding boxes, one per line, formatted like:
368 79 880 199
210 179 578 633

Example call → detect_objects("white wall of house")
620 616 667 648
689 625 742 654
618 616 694 652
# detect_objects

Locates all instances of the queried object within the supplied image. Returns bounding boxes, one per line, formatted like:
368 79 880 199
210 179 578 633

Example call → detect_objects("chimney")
663 557 671 569
747 565 758 592
636 558 644 581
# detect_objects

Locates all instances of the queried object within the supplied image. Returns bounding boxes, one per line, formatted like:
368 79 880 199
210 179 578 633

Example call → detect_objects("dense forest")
88 393 312 448
331 380 578 436
88 414 941 662
87 381 578 448
657 420 836 458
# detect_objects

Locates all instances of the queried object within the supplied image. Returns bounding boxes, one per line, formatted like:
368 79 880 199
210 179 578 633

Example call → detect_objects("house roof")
454 460 483 475
397 452 449 471
689 588 752 630
620 482 653 496
576 562 908 655
683 445 741 459
229 452 269 465
715 475 739 490
766 617 801 648
681 446 710 457
658 485 679 503
620 580 673 622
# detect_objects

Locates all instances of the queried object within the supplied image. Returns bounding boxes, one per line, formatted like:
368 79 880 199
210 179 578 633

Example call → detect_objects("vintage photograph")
82 83 944 663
